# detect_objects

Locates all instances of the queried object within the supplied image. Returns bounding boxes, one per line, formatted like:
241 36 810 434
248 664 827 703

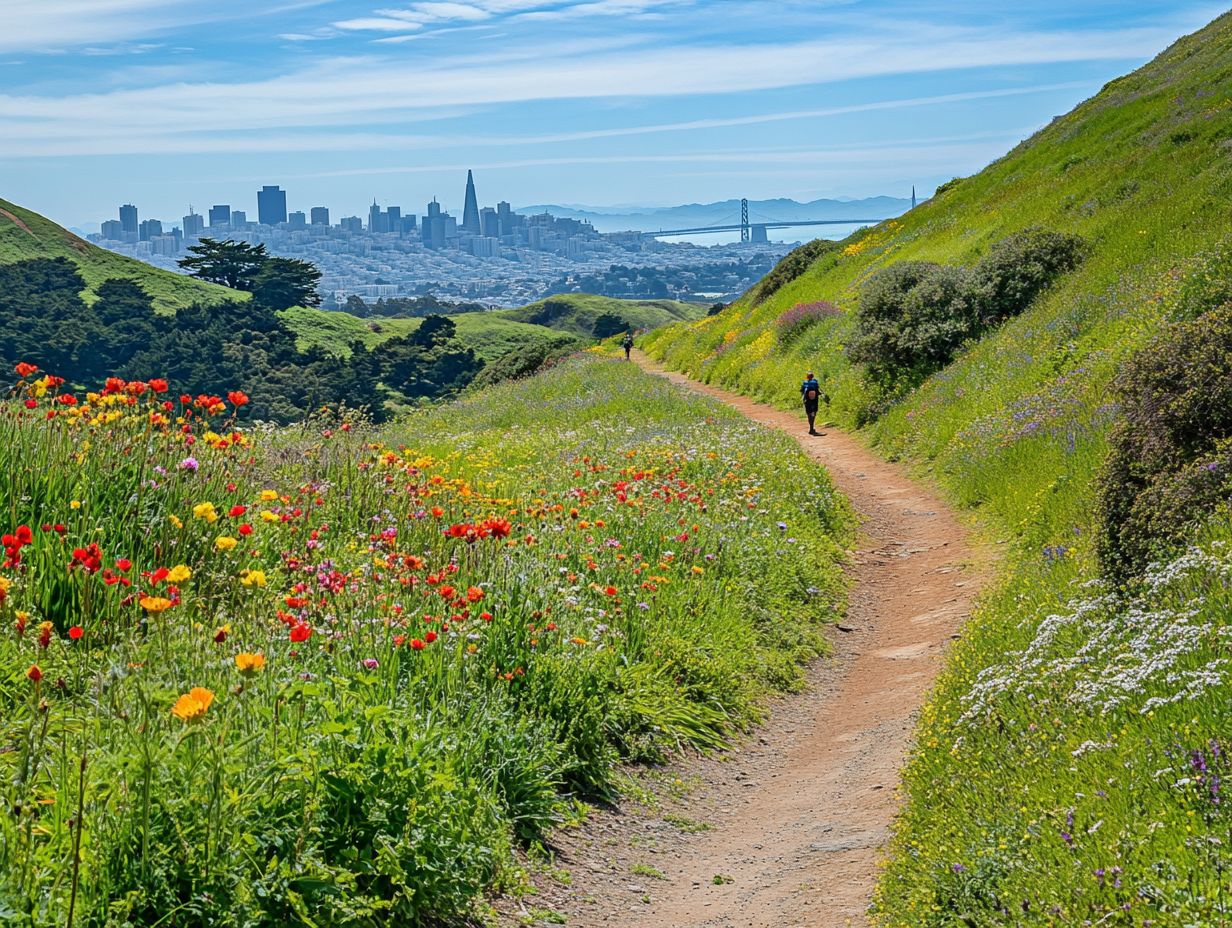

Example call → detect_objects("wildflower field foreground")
0 357 850 925
642 12 1232 925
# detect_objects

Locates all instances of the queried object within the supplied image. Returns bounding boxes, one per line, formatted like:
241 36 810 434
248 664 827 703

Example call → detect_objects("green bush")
968 228 1087 326
1096 305 1232 578
850 230 1085 387
849 262 975 385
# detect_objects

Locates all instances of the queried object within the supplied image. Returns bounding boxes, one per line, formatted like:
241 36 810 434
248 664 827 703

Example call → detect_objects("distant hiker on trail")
801 371 827 436
622 332 634 360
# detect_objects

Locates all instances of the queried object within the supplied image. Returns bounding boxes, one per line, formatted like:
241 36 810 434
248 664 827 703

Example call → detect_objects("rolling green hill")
496 292 707 336
0 198 240 312
281 305 580 362
644 11 1232 925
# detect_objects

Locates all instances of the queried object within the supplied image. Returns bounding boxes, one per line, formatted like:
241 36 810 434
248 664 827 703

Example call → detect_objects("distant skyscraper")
310 206 330 226
183 209 205 237
257 185 288 226
386 206 401 233
339 216 363 233
208 205 231 228
368 200 386 233
461 170 480 234
100 219 123 240
288 211 307 230
138 218 162 242
119 204 138 236
230 210 247 226
480 207 499 238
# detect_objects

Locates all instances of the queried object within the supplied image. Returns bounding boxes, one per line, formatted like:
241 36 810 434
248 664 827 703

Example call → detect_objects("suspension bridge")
643 197 900 242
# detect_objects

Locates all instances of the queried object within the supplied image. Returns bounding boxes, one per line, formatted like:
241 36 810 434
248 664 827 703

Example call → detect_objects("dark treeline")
0 258 482 422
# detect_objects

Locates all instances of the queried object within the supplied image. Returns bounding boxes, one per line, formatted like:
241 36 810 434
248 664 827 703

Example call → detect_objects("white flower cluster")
960 545 1232 724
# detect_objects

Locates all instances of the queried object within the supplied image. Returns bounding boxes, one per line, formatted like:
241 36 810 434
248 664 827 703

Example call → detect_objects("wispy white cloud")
334 0 686 34
0 23 1176 152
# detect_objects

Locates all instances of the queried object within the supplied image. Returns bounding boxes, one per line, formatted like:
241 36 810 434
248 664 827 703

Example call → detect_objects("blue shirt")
801 378 821 397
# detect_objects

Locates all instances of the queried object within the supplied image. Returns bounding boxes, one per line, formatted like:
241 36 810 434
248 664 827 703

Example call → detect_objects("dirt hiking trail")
504 352 989 928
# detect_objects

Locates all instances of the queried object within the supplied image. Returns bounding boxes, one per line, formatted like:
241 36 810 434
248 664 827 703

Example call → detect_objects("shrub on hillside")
750 239 839 304
775 300 842 345
968 228 1087 325
849 262 976 384
850 230 1086 387
592 311 630 338
1096 305 1232 578
472 337 578 387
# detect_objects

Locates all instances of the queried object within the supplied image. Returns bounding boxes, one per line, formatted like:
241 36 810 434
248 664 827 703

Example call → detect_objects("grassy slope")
0 198 240 312
280 306 580 361
644 13 1232 925
497 292 707 336
0 357 850 922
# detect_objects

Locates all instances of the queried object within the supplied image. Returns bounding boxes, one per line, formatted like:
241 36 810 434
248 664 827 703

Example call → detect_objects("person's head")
806 371 815 379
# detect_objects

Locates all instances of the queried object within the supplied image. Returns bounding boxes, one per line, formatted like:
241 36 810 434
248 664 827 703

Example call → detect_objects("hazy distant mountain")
516 196 913 233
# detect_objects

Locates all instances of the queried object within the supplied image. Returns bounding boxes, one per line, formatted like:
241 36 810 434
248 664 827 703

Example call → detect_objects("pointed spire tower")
911 185 917 210
462 170 481 234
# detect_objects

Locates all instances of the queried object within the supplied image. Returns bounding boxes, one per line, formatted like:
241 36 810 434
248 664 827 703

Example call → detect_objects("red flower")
58 394 78 406
410 638 425 650
229 505 248 518
14 362 38 378
68 625 84 640
480 611 493 623
26 665 42 683
23 399 36 409
238 524 253 536
424 630 438 643
69 544 103 574
227 390 249 408
604 585 618 596
289 623 312 643
15 525 32 546
466 586 484 603
115 558 132 572
147 379 169 393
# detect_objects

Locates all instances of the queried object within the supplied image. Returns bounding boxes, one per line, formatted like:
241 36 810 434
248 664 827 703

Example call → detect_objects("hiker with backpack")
801 371 827 436
622 332 634 360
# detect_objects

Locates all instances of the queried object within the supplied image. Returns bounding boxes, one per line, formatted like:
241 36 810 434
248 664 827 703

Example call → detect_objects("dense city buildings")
90 171 797 306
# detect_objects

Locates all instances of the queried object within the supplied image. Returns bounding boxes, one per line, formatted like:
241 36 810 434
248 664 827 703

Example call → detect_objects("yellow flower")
193 502 218 524
260 510 279 524
260 490 279 502
234 652 266 675
70 500 81 510
166 564 192 584
140 595 173 613
214 536 238 552
171 687 214 721
169 514 183 529
240 569 267 588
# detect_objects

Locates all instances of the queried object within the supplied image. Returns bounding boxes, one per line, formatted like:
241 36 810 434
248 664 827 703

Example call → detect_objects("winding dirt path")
504 353 989 928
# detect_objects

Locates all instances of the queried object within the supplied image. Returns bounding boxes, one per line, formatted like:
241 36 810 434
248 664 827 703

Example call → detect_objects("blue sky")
0 0 1222 230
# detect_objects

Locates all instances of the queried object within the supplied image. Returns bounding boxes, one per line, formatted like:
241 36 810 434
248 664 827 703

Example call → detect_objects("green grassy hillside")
0 198 240 312
497 292 706 336
644 12 1232 925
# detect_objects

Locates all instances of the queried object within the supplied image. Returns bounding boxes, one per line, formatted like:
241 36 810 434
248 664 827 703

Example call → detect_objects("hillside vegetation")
498 292 706 336
0 198 238 313
0 358 849 924
644 12 1232 925
281 305 580 361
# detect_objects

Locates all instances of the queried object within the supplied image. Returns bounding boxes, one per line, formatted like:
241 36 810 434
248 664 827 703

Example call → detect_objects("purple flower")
362 658 379 670
178 456 199 473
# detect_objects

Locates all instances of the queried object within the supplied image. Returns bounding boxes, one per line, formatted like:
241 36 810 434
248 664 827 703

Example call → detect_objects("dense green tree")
178 239 269 290
251 256 322 310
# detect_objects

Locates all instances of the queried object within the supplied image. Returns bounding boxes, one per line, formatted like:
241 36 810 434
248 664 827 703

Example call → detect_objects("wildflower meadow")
0 357 849 925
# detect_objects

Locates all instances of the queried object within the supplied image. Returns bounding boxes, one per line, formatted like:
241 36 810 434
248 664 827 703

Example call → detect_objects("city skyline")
1 1 1220 229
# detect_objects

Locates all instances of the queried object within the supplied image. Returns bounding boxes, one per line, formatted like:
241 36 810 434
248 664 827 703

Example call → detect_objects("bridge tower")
740 198 749 243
